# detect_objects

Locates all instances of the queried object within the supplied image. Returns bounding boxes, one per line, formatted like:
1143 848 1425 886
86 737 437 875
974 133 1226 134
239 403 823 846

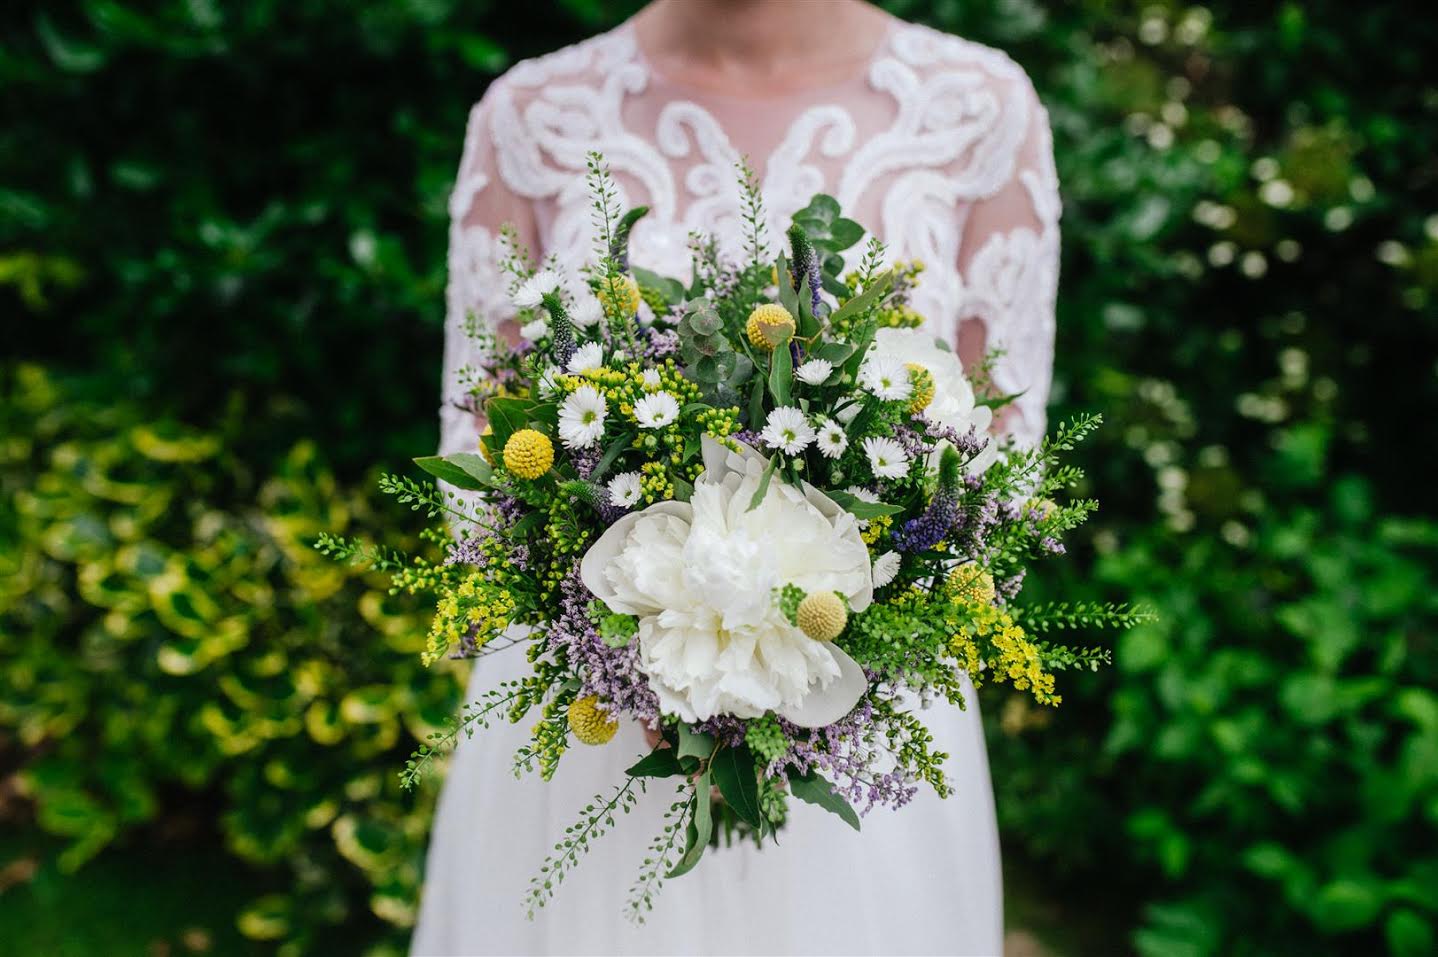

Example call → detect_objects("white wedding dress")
414 14 1059 957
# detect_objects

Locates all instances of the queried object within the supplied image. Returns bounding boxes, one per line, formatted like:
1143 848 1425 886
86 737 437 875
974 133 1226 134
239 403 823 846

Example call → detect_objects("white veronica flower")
566 342 605 374
606 471 643 509
815 419 849 459
557 385 607 449
862 436 910 480
634 391 680 429
581 438 872 727
872 551 901 588
871 327 997 473
859 353 913 402
519 316 549 342
795 359 834 385
760 407 815 455
641 368 662 390
512 269 560 309
571 297 604 329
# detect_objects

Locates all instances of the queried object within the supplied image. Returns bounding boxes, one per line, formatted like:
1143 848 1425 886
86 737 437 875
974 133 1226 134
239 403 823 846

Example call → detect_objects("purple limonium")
444 536 485 567
643 327 680 361
545 564 661 727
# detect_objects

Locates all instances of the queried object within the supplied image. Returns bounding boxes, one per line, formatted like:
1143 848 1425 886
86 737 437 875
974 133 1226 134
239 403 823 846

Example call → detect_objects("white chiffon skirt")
410 644 1003 956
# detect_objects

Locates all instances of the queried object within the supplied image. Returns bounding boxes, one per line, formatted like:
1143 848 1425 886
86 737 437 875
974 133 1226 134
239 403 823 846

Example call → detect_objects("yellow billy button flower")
567 695 618 745
948 565 996 606
597 274 642 316
479 424 495 465
796 590 848 642
502 428 554 479
907 363 936 413
745 303 796 350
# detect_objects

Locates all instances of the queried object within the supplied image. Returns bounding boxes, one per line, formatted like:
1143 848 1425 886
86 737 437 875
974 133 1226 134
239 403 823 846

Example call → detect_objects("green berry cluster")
744 715 789 767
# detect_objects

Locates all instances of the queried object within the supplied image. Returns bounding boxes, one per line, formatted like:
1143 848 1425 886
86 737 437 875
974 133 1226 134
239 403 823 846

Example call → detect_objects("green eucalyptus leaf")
711 745 762 827
788 770 861 830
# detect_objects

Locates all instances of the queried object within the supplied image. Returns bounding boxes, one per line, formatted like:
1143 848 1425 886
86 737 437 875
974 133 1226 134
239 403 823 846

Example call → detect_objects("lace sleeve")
439 84 540 457
954 75 1062 448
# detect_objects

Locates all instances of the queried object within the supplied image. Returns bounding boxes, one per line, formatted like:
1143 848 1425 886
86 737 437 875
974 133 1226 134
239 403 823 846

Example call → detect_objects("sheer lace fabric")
418 16 1059 956
441 16 1059 458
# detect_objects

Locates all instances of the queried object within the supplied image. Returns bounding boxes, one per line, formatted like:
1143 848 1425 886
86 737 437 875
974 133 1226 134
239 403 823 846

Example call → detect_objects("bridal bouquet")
319 154 1148 920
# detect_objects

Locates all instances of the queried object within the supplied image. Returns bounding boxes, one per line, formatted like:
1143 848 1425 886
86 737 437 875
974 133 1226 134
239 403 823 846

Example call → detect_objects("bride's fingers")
643 724 663 750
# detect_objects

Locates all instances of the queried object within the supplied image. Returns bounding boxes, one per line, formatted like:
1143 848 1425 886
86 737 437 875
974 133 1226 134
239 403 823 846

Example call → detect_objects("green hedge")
4 0 1437 954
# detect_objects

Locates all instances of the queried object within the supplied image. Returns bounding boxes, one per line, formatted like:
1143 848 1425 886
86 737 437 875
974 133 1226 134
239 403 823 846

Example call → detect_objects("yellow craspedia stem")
745 303 796 350
598 274 642 316
567 695 618 745
479 424 495 465
502 428 554 479
907 363 935 413
796 591 848 642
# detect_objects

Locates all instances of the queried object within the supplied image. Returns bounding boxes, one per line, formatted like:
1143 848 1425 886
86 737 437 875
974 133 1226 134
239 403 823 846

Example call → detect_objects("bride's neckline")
623 15 896 103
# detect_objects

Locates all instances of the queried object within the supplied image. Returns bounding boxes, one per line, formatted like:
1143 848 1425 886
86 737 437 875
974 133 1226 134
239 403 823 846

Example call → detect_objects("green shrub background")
3 1 1435 954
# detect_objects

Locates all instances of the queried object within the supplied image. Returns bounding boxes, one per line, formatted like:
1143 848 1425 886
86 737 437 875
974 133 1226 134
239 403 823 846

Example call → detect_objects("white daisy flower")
519 316 549 342
634 391 680 429
872 551 901 588
834 401 863 425
859 353 913 402
606 471 643 509
815 419 849 459
760 407 816 455
512 269 560 309
557 385 607 449
862 436 910 480
571 297 605 329
641 369 663 390
566 342 605 374
795 359 834 386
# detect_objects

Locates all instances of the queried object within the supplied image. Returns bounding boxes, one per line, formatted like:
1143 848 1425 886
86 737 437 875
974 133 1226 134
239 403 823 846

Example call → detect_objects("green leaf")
413 456 486 491
826 489 904 519
677 725 714 766
827 217 864 250
626 749 683 779
768 342 793 406
446 452 496 484
795 274 818 338
811 341 857 367
509 511 545 539
632 266 686 305
788 769 861 830
711 746 761 828
591 431 633 483
747 456 778 512
828 269 894 329
747 375 767 432
776 252 800 316
668 774 713 878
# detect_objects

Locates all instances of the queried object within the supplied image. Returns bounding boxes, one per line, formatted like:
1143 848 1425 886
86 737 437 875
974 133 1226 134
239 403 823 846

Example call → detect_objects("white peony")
581 438 873 727
870 328 997 472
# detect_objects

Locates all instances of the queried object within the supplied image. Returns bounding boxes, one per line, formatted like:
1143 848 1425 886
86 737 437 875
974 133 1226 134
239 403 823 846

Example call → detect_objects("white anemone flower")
859 353 913 402
519 316 549 342
606 471 643 509
557 385 607 449
581 438 872 727
634 391 680 429
512 269 560 309
566 342 605 374
571 297 604 329
872 551 901 588
815 419 849 459
871 327 997 473
760 407 815 455
795 359 834 386
862 436 910 480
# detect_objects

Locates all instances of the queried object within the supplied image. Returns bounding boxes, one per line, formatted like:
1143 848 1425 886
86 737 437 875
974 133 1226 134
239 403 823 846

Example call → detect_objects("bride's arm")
439 84 539 457
954 75 1062 447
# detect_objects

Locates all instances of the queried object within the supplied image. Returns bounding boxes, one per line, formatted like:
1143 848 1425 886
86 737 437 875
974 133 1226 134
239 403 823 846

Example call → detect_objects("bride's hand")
643 724 664 750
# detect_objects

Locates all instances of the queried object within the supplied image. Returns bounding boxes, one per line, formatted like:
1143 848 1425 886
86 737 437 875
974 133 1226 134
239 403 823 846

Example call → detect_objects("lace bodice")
440 16 1060 456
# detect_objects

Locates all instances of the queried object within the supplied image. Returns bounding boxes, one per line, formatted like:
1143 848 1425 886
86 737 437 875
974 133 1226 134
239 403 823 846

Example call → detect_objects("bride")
415 1 1058 953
